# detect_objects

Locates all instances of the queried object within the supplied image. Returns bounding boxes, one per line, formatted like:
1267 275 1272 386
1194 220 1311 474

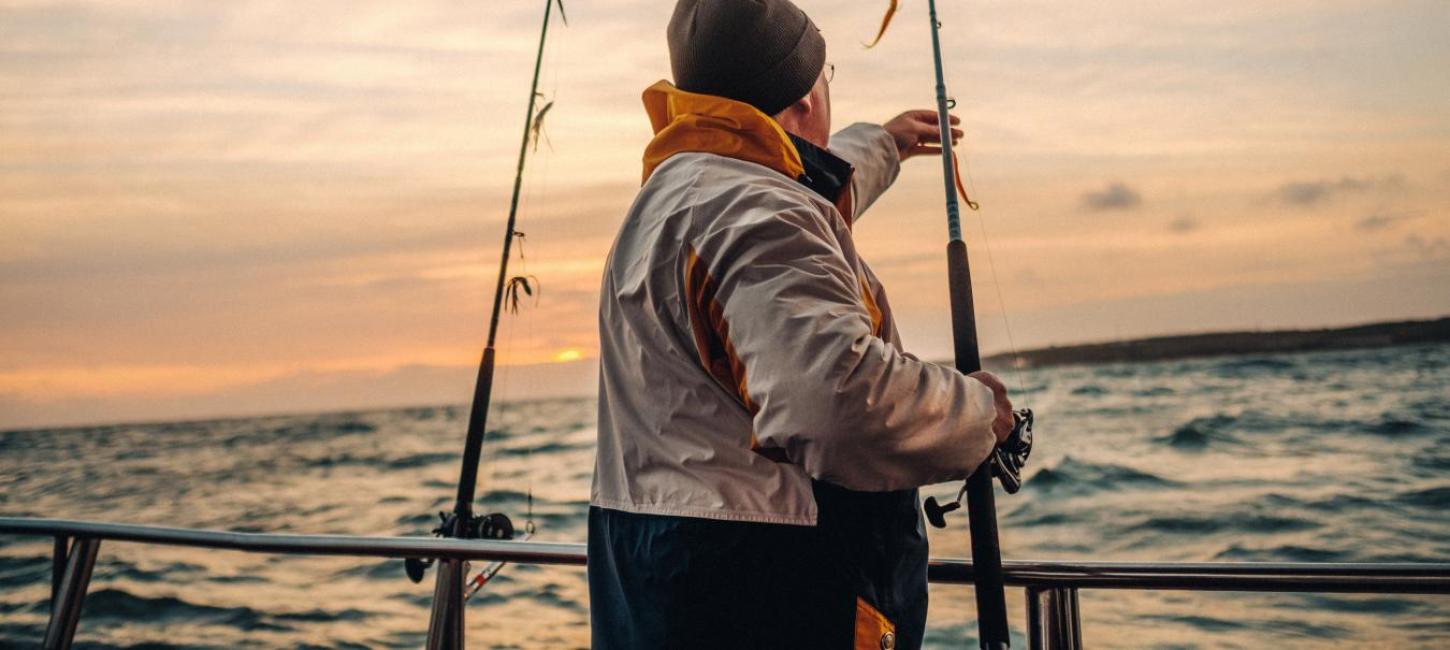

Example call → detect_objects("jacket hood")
641 80 805 184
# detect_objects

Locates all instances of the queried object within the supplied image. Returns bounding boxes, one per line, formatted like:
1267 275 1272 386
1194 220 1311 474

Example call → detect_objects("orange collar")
640 81 805 184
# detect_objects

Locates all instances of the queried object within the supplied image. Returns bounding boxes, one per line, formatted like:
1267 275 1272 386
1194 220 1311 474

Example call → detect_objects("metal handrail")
3 518 1447 594
4 516 1448 650
0 517 586 565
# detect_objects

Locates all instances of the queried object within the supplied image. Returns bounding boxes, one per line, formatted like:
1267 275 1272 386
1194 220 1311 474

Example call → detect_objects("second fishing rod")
920 1 1036 648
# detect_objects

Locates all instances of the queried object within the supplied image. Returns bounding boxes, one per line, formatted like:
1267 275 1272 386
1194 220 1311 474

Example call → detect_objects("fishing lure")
531 100 555 152
865 0 898 48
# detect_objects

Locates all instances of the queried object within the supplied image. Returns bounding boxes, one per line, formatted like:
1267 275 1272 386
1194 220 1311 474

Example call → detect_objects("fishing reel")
404 511 516 583
924 408 1034 529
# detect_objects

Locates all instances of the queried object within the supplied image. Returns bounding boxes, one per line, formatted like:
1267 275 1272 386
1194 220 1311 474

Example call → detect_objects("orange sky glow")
2 0 1447 428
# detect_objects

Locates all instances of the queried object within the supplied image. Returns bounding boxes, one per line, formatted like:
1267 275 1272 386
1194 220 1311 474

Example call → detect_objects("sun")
553 348 583 362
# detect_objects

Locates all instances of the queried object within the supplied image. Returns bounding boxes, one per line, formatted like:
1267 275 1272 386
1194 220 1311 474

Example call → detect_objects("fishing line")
519 15 568 536
965 160 1031 412
483 69 545 510
949 56 1031 412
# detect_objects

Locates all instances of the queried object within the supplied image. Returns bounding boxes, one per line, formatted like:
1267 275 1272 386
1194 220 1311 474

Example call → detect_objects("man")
590 1 1016 648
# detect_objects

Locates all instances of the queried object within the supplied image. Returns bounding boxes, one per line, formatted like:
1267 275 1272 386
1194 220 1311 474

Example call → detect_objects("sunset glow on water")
3 345 1446 648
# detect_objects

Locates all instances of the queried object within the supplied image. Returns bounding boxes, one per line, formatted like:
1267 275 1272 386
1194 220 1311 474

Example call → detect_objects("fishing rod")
404 1 563 648
917 1 1036 648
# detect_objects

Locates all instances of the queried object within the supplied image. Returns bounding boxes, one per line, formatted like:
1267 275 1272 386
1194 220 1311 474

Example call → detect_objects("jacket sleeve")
828 122 901 224
704 197 997 492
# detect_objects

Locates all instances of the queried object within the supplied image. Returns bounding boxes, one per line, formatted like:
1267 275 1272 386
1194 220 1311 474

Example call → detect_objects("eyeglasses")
824 62 835 83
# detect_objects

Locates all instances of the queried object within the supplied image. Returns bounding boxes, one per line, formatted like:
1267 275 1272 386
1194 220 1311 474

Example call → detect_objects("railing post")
43 536 100 650
425 558 466 650
1025 587 1083 650
50 536 68 607
1026 587 1045 650
1064 588 1082 649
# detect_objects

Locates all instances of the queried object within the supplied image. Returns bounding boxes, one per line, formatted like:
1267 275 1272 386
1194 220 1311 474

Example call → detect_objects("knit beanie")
667 0 827 116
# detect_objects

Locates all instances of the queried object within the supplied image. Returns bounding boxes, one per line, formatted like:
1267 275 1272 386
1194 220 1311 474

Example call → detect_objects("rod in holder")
412 1 560 647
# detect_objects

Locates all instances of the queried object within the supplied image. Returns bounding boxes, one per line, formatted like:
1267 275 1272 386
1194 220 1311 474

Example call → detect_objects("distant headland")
982 317 1450 369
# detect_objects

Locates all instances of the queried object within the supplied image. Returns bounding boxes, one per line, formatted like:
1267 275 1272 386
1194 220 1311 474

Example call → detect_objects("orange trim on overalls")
855 598 897 650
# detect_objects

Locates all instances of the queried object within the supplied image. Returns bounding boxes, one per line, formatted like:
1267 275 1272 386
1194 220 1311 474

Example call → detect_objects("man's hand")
968 371 1014 445
883 110 963 162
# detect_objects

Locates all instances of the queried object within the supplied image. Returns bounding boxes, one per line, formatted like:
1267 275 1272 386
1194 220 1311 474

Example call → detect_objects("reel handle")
924 496 961 528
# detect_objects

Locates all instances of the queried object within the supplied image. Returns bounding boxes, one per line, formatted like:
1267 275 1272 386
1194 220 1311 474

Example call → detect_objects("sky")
2 0 1447 429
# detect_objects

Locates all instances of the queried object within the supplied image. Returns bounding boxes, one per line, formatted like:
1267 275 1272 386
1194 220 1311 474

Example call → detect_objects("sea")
2 343 1447 649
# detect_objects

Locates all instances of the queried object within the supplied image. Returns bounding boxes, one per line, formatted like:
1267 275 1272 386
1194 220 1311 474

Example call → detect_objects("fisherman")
589 1 1017 648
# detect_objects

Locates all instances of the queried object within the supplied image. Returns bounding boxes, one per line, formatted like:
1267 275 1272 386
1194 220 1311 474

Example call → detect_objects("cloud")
1355 210 1411 231
1168 214 1198 233
1405 234 1450 259
1081 182 1142 211
1275 175 1405 207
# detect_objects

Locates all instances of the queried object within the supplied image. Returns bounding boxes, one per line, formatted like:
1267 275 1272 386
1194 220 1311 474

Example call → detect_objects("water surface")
2 344 1447 648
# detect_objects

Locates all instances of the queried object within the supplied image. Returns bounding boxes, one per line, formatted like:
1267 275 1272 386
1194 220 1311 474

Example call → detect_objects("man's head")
668 0 831 147
769 65 831 149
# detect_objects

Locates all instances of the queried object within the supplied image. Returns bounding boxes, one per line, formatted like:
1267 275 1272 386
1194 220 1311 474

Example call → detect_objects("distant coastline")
982 316 1450 369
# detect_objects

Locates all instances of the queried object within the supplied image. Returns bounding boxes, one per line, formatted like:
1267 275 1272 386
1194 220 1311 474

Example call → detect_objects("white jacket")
592 82 998 526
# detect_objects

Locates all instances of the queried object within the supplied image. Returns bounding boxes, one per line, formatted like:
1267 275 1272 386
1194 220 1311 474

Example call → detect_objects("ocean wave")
1145 613 1247 633
1068 384 1108 396
306 451 457 470
81 588 289 631
1026 456 1179 495
394 511 439 527
0 555 50 588
1130 512 1320 535
1411 452 1450 474
266 418 377 441
1147 612 1351 640
1213 543 1352 563
1156 415 1244 450
1289 594 1430 616
1367 413 1433 437
1209 356 1297 377
80 588 373 632
98 559 206 584
477 488 532 505
383 452 459 469
1003 503 1089 527
495 441 592 457
1408 397 1450 421
1395 485 1450 509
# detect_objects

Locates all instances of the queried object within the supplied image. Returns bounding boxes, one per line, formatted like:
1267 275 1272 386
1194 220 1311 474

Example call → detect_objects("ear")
772 92 814 132
785 91 815 119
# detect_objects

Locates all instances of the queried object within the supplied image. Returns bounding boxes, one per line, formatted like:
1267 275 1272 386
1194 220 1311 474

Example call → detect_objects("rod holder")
1026 587 1082 650
43 537 100 650
425 558 467 650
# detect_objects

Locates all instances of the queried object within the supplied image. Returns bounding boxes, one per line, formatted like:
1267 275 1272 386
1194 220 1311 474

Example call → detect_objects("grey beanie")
668 0 827 116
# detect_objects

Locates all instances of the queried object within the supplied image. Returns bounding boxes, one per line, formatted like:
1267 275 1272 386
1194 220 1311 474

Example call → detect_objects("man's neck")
772 115 829 150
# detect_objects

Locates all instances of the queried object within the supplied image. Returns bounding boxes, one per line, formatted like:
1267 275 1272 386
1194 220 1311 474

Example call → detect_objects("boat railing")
3 516 1447 650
